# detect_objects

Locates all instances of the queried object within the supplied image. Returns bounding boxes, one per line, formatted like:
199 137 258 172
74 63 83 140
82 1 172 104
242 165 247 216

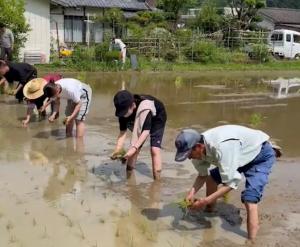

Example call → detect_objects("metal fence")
122 30 270 60
56 29 272 65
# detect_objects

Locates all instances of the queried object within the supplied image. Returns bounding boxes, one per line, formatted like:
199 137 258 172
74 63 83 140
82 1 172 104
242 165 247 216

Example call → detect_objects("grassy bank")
36 59 300 73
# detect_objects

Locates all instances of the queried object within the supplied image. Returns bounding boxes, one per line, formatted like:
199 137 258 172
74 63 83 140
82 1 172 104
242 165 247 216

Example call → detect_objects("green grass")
36 59 300 73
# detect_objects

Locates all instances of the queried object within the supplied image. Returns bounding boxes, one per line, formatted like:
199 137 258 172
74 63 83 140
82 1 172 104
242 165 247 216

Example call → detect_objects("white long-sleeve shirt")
192 125 270 189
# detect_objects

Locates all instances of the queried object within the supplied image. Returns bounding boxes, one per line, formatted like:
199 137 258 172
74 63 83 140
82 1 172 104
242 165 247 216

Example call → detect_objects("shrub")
163 50 178 62
104 51 121 63
71 45 94 63
249 43 270 62
185 40 228 63
0 0 30 60
95 43 109 61
229 51 249 64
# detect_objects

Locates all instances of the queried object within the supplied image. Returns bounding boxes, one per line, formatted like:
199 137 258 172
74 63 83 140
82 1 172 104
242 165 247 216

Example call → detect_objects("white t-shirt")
114 39 126 50
56 78 83 103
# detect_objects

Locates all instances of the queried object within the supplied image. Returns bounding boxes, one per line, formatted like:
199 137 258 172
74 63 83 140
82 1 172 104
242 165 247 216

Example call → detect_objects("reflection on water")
0 71 300 246
81 71 300 157
269 77 300 99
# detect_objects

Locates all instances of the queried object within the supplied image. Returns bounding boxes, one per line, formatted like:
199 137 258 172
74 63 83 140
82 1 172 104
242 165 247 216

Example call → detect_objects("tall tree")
228 0 266 30
95 8 124 37
0 0 29 60
194 0 222 33
157 0 198 22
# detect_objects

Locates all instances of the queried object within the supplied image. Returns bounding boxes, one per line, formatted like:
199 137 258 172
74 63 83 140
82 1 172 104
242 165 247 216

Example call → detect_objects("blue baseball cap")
175 129 202 162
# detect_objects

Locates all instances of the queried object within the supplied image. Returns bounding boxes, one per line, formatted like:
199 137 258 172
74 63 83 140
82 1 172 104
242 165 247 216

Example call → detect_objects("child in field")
112 90 167 180
42 78 92 138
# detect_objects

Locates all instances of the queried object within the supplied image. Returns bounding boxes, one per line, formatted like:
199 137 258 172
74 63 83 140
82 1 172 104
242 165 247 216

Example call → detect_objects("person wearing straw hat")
22 74 62 127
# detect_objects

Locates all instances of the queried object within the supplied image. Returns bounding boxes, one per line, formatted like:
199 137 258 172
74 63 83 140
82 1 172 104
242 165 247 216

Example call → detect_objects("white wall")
23 0 50 63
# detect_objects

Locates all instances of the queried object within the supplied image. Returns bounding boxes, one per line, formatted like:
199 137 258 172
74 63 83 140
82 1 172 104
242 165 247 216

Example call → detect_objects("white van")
269 29 300 59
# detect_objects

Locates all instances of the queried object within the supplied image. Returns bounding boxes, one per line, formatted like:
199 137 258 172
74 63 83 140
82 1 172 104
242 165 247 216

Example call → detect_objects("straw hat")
23 78 47 100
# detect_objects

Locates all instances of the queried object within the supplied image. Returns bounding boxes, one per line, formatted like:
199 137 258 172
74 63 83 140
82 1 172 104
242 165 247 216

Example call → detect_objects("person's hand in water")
185 188 195 203
12 89 17 96
124 146 138 160
22 119 29 127
189 198 208 210
48 114 56 123
39 106 46 113
110 149 123 160
64 116 72 126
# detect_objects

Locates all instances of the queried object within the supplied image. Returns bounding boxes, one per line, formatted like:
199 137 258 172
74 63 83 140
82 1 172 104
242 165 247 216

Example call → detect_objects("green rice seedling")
174 199 193 216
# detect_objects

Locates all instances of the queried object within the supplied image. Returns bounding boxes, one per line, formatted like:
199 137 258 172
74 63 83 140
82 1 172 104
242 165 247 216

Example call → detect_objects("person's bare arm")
65 101 81 125
0 77 6 86
124 130 150 159
111 131 127 159
190 185 232 209
13 83 23 95
132 130 149 149
48 98 60 122
22 105 34 127
186 175 208 201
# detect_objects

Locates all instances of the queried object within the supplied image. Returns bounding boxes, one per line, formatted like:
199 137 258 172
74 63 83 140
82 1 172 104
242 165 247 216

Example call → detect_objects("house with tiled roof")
21 0 156 63
258 8 300 32
50 0 156 45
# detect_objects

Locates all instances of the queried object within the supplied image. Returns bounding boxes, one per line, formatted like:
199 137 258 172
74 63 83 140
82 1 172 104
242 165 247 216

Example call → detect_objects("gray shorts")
65 84 92 121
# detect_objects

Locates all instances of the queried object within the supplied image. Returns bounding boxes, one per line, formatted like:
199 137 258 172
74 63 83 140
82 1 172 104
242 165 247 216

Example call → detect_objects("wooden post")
56 21 60 58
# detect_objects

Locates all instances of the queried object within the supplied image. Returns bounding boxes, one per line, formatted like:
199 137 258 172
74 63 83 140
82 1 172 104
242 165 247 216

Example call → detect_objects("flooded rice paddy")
0 71 300 247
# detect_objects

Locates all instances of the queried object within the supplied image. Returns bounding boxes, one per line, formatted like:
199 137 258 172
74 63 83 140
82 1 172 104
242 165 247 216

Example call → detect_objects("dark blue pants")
210 142 276 203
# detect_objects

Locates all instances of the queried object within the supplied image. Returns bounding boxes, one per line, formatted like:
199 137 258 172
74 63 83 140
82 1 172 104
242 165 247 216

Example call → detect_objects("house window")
286 34 291 42
64 16 83 43
294 35 300 44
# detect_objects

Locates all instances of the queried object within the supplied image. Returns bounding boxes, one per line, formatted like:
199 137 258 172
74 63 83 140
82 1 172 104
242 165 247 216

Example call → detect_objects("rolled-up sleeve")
217 140 242 189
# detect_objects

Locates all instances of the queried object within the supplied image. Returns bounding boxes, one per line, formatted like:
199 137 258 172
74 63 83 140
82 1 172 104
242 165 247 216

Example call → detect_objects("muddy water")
0 71 300 247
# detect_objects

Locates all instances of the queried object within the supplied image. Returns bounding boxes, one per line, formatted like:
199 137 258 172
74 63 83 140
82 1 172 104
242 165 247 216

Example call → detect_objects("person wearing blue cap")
174 125 281 241
111 90 167 180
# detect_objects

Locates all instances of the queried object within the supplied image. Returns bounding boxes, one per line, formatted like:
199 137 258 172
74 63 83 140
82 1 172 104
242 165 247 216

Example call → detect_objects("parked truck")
269 29 300 59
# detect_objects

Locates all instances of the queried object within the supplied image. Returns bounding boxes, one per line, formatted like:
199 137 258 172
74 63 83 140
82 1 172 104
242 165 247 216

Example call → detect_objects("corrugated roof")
259 8 300 24
51 0 151 11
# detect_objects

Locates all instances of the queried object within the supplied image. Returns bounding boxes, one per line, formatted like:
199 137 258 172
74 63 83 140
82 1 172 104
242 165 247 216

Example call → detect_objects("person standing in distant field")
0 23 14 61
111 37 126 65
